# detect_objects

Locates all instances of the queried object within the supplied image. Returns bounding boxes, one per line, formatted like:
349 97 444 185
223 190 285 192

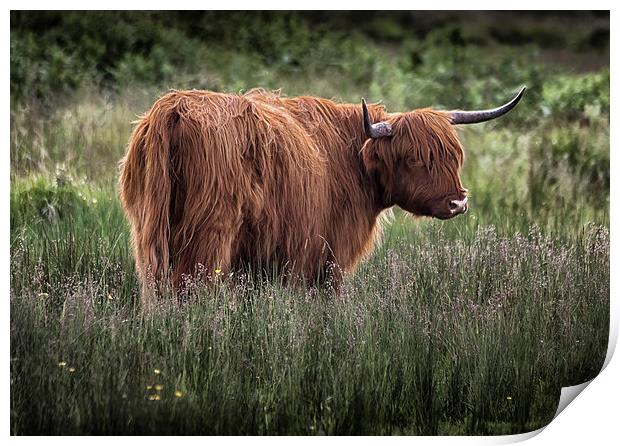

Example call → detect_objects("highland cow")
120 87 525 301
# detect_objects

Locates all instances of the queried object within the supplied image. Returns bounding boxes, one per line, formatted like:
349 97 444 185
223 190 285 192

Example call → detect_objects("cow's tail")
119 101 179 290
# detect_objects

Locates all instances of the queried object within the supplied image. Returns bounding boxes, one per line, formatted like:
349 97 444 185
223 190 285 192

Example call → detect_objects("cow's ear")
361 140 382 171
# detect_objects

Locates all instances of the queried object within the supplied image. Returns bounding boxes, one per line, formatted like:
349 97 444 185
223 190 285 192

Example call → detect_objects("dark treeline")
10 11 609 102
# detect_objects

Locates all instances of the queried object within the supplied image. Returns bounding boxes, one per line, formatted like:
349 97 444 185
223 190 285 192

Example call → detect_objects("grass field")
10 11 609 435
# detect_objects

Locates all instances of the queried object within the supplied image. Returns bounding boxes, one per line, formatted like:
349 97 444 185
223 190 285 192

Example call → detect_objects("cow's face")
360 88 525 219
362 110 468 219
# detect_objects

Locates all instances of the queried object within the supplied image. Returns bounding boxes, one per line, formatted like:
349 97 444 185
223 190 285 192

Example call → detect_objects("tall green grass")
10 177 609 435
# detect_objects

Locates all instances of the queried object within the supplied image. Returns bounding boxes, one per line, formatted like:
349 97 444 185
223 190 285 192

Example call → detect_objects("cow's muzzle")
447 196 468 217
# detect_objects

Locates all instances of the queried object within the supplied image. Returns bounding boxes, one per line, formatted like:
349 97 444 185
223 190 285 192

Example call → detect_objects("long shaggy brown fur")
119 89 466 301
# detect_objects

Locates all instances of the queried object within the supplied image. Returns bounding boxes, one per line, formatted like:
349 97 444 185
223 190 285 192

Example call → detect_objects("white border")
4 3 617 444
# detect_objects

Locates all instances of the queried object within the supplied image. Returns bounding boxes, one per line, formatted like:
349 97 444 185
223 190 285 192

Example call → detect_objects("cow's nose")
448 197 468 215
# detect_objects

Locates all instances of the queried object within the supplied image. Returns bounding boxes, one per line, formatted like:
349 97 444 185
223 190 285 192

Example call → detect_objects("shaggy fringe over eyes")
363 109 466 195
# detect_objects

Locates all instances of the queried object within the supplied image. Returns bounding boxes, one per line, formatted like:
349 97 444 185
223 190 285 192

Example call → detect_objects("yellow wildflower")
174 390 184 398
146 385 153 390
154 369 161 375
68 367 76 373
149 394 161 401
57 361 67 368
155 384 164 391
214 268 222 275
507 396 512 400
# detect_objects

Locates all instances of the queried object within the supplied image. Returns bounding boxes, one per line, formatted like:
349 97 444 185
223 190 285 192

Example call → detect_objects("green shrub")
10 32 92 102
10 175 90 228
542 70 609 122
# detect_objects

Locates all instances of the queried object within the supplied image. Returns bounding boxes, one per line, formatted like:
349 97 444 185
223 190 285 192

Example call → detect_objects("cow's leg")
170 209 243 291
193 226 237 278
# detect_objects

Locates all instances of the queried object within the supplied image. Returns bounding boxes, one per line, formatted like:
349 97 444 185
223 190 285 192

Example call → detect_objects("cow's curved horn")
450 86 526 125
362 98 392 138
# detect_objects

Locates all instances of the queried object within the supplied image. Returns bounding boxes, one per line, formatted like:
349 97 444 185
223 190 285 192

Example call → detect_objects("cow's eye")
407 158 425 168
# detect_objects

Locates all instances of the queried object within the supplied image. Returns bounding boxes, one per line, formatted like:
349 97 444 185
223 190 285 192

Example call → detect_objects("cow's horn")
450 86 526 125
362 98 392 138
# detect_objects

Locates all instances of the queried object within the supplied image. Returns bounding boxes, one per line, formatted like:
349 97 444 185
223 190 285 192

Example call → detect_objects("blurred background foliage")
10 11 609 229
10 11 610 108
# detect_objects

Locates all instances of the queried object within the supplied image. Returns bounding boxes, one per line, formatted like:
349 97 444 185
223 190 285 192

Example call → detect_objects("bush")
542 70 610 122
10 32 92 102
10 175 90 228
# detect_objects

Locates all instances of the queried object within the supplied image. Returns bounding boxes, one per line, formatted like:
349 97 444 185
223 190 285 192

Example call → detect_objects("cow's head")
361 87 525 219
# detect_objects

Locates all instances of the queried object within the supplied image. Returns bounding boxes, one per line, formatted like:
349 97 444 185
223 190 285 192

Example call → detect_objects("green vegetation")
10 11 609 435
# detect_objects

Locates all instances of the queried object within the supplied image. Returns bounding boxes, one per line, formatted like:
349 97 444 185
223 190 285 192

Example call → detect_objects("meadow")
10 11 609 435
